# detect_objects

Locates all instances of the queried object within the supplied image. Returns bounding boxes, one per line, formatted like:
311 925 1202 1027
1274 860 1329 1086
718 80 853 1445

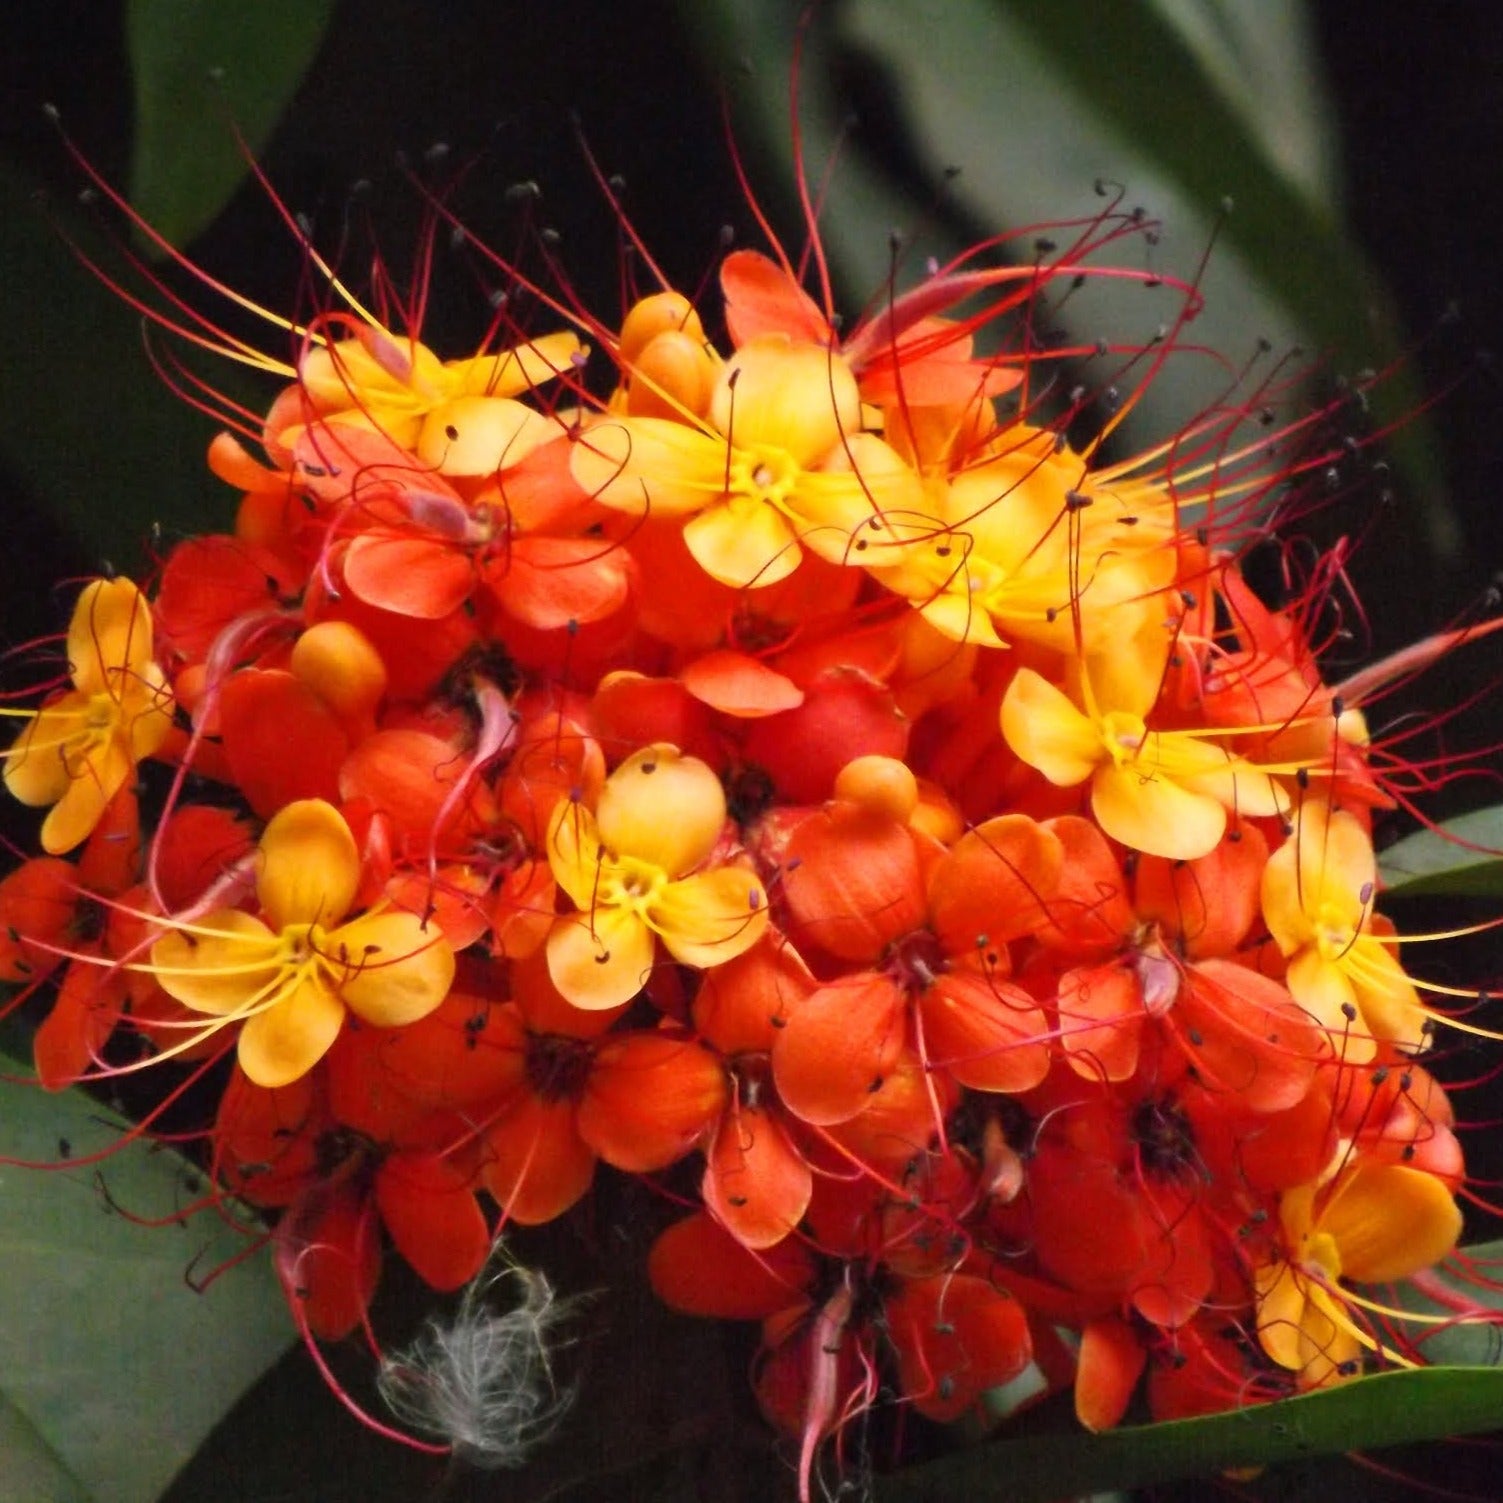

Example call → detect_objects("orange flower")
151 799 454 1086
4 578 175 854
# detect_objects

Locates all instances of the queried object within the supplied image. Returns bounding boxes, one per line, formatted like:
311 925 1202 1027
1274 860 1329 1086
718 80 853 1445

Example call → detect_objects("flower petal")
547 906 655 1010
257 799 360 930
1001 669 1101 786
651 867 770 970
237 974 346 1087
334 911 454 1027
1091 762 1226 860
151 909 281 1016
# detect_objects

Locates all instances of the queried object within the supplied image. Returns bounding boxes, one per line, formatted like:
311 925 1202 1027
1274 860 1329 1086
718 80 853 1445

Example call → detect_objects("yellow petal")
1262 823 1315 955
650 867 770 969
1320 1162 1461 1284
151 910 281 1016
67 577 154 692
447 331 584 399
1347 938 1427 1051
596 745 726 877
569 416 727 518
708 337 860 467
1090 762 1226 860
1000 669 1101 786
1254 1259 1311 1373
236 975 346 1088
683 496 802 589
1285 949 1373 1061
335 912 454 1026
547 906 656 1011
545 799 606 912
416 396 558 477
256 799 360 930
3 698 83 809
38 739 131 855
124 663 176 761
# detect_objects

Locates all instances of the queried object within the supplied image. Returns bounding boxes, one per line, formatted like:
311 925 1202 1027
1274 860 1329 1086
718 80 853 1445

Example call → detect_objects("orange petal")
1075 1316 1147 1432
482 1094 596 1225
342 531 474 619
648 1210 817 1319
885 1273 1032 1422
679 650 804 718
1057 961 1143 1082
720 250 832 349
928 814 1064 952
703 1101 813 1250
772 971 906 1125
577 1030 726 1171
375 1152 489 1290
919 971 1050 1093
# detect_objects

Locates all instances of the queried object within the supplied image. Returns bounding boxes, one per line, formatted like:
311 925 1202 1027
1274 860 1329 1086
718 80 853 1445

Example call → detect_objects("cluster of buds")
0 156 1494 1496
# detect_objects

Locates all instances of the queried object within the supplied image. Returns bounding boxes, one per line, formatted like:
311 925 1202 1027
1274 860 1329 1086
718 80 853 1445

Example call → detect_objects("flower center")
732 444 799 510
887 928 950 993
601 855 669 916
1100 710 1148 767
1313 900 1357 962
524 1032 595 1101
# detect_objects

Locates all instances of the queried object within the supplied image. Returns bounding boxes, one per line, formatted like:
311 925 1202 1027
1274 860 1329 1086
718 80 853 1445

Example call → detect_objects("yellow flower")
1000 644 1288 861
285 325 583 455
865 426 1177 653
571 335 918 588
544 745 769 1009
1255 1159 1461 1388
1261 799 1427 1059
150 799 454 1087
3 578 174 854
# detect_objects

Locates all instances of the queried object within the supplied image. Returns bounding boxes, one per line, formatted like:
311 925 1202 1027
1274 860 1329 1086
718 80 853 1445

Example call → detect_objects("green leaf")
0 1394 92 1503
874 1367 1503 1502
1389 1238 1503 1369
1378 806 1503 898
0 1055 292 1503
126 0 336 249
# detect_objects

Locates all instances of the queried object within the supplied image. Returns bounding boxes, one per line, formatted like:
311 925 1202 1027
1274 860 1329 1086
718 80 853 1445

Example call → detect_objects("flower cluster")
1 164 1494 1496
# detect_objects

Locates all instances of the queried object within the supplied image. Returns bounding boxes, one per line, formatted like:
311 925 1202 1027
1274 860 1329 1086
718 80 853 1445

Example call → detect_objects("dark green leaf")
875 1367 1503 1502
0 1394 92 1503
1379 806 1503 898
0 161 236 572
0 1055 292 1503
127 0 336 249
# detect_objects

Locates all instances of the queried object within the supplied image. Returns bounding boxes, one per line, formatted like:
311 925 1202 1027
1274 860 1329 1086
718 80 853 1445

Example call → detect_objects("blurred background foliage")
2 2 1503 1499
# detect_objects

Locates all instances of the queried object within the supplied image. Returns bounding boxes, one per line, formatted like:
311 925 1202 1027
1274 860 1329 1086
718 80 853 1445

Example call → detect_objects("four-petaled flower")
4 578 175 854
544 744 768 1009
151 798 455 1086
